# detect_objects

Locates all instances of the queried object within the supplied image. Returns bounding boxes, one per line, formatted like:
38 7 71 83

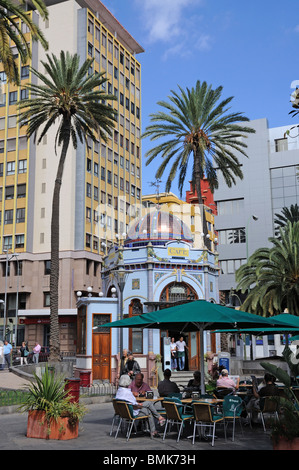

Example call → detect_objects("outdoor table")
181 398 223 405
136 397 164 403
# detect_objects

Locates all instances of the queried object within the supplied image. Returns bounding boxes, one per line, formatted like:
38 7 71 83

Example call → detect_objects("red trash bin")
80 370 91 388
64 378 80 403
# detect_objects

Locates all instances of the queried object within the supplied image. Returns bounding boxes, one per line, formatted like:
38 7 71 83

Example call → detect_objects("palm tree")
274 204 299 238
236 221 299 317
142 80 255 248
18 51 117 361
0 0 48 84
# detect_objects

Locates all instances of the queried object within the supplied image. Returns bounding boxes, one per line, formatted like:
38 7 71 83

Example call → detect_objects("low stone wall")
11 362 74 382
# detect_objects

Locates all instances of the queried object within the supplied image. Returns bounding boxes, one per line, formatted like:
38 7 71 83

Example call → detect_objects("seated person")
187 370 201 391
115 374 165 438
124 352 141 379
216 369 240 391
129 372 152 397
158 368 180 397
246 373 279 424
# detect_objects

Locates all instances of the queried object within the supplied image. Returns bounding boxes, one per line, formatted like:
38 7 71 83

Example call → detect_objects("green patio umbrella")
100 299 290 394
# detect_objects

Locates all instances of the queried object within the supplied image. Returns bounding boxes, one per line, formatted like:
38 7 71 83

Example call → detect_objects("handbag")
24 349 29 357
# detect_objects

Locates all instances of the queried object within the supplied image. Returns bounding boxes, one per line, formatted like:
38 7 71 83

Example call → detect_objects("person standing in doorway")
33 342 41 363
176 336 188 371
170 337 177 371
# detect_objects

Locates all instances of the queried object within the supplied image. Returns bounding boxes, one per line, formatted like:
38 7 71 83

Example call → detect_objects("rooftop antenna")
149 179 162 209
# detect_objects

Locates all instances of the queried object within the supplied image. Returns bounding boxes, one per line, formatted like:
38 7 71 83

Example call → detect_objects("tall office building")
0 0 144 348
214 118 299 302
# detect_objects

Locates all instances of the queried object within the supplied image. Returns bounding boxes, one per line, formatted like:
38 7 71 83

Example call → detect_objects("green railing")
0 389 30 407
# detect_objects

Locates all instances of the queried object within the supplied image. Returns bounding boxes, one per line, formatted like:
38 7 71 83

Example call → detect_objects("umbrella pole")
200 327 205 395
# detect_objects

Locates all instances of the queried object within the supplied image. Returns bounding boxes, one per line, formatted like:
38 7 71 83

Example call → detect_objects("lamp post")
2 251 19 343
245 215 258 360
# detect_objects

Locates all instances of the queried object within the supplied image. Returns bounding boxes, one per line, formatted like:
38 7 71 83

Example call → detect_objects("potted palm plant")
18 366 86 440
260 346 299 450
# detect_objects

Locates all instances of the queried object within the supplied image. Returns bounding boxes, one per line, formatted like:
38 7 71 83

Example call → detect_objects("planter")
273 436 299 450
27 410 79 440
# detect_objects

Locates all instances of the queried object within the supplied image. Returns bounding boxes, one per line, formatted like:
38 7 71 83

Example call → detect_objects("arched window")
160 282 198 304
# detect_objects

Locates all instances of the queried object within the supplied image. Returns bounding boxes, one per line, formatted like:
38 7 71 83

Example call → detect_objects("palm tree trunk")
49 130 70 362
193 152 211 251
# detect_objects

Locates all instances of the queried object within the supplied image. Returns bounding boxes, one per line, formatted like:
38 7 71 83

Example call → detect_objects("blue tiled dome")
125 209 193 246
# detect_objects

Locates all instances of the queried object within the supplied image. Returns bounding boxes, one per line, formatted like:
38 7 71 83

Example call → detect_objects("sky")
103 0 299 197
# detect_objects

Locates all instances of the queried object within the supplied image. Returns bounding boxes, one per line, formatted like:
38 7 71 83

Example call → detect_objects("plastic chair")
222 395 244 441
259 396 279 432
162 400 193 442
192 401 226 447
114 401 150 441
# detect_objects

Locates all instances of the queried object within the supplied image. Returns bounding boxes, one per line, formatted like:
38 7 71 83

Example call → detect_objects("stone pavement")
0 370 274 453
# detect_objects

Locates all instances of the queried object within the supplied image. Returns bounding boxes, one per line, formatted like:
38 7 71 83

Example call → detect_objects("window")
86 233 91 248
86 183 91 198
88 42 93 56
3 236 12 250
9 91 17 105
101 167 105 181
17 184 26 198
21 66 29 79
218 228 246 245
16 208 25 223
4 210 13 224
7 138 16 151
86 207 91 222
20 89 28 100
94 162 98 176
44 292 50 307
5 186 14 199
0 141 3 154
125 97 129 110
15 234 24 248
87 158 92 172
94 186 98 201
0 163 3 176
6 161 15 175
275 138 288 152
107 170 112 185
217 199 244 216
120 92 124 106
44 260 51 275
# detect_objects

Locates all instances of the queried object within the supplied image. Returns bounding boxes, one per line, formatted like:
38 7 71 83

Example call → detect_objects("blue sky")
104 0 299 196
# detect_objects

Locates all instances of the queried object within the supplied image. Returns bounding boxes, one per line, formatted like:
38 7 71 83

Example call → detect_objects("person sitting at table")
216 369 240 391
187 370 201 391
129 372 152 397
158 368 180 397
115 374 165 438
246 373 279 424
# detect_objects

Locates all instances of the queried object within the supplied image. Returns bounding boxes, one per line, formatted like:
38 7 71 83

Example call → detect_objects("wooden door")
92 314 111 381
189 331 200 370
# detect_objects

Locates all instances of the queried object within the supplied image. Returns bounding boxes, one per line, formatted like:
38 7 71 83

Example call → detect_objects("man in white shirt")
115 374 165 437
176 336 188 371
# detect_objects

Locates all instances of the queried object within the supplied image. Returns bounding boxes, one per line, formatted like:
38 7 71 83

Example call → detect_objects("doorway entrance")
159 281 198 371
92 314 111 381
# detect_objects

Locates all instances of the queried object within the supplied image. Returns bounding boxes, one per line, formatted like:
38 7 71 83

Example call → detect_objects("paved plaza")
0 371 273 453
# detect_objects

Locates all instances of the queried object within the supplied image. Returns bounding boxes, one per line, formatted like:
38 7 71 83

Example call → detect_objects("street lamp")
111 246 130 354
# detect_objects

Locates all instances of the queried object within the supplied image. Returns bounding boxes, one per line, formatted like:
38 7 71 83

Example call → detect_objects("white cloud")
136 0 203 43
295 25 299 33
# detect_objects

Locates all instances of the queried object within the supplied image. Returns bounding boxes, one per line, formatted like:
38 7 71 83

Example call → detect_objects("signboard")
167 247 189 258
218 352 230 373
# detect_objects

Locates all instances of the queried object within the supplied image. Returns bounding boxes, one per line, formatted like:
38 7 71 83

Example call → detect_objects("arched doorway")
159 282 200 371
